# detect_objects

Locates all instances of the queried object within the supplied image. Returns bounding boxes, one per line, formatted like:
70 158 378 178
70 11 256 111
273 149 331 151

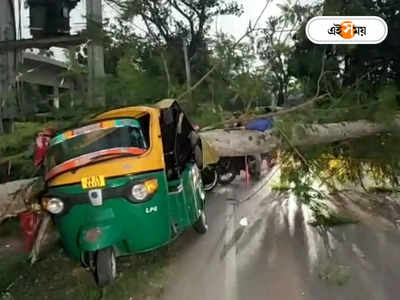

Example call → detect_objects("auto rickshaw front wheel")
194 144 203 169
96 247 117 287
193 209 208 234
201 167 218 192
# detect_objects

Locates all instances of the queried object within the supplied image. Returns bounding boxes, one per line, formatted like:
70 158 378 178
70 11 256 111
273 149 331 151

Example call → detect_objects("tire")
194 145 203 170
193 209 208 234
201 167 218 192
189 131 200 148
217 159 237 185
217 172 236 185
81 251 95 271
248 155 261 180
96 247 117 287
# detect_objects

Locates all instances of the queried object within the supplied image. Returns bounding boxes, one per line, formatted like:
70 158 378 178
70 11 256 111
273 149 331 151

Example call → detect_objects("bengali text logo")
306 16 387 44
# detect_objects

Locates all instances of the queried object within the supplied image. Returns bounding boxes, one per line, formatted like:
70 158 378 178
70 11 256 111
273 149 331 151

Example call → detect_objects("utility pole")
0 0 17 134
182 40 192 101
86 0 105 107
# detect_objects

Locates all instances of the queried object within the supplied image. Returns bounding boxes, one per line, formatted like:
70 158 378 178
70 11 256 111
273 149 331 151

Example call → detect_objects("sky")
216 0 284 39
14 0 314 61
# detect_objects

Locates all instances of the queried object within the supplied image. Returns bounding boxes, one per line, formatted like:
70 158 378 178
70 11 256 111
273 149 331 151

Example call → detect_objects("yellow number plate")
81 176 106 189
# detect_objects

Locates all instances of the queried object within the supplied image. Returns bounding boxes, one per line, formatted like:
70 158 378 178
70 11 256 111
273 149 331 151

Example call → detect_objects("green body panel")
49 165 204 260
79 218 124 252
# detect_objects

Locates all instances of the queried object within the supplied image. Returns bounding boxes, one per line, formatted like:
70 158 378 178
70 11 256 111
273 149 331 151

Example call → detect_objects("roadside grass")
0 218 21 237
318 263 351 286
0 122 46 157
0 122 53 181
1 220 169 300
309 213 359 227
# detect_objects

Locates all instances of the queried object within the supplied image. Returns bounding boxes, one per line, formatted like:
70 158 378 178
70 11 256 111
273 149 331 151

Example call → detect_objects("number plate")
81 176 106 189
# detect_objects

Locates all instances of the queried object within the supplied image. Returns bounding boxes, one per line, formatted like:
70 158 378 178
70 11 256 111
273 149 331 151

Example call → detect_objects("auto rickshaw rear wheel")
247 155 262 180
96 247 117 287
217 159 237 185
193 209 208 234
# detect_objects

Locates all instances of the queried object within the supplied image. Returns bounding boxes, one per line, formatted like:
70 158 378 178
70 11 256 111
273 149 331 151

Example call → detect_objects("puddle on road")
217 174 400 298
229 189 400 275
215 184 400 300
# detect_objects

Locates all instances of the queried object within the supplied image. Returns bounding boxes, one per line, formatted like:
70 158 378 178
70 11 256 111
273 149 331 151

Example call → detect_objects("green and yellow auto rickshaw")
41 100 207 286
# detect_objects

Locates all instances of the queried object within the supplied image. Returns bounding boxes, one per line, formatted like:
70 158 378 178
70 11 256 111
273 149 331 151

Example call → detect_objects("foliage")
0 122 45 157
113 0 242 87
255 0 321 105
106 53 169 105
209 33 271 111
100 0 249 113
277 141 400 224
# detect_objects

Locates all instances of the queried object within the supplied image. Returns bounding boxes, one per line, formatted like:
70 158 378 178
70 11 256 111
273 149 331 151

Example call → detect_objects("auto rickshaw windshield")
45 119 148 174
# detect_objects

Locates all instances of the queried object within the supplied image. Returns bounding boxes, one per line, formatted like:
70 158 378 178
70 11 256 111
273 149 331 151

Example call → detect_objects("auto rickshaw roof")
93 106 158 121
153 99 176 109
93 99 178 121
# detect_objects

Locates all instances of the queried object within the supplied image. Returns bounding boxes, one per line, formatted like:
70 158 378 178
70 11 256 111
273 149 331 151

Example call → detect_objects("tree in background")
254 0 321 106
104 0 242 111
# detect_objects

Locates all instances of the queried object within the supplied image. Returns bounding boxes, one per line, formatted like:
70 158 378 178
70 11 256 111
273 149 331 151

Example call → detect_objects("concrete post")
86 0 105 107
0 116 3 134
0 0 17 135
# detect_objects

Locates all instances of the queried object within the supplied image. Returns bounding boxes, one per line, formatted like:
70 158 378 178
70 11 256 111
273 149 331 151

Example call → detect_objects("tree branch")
177 0 273 100
180 0 201 17
200 93 329 131
169 0 196 38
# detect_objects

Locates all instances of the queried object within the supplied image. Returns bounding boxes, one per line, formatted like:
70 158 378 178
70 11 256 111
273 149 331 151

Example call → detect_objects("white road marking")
225 204 238 300
288 193 299 236
302 204 324 272
223 169 280 300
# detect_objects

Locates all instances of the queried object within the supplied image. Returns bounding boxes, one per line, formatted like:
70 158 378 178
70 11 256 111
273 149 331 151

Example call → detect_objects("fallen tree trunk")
0 178 42 223
30 213 51 264
200 119 400 157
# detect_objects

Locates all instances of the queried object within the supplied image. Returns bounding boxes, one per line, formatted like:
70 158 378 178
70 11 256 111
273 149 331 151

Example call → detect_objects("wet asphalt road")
161 170 400 300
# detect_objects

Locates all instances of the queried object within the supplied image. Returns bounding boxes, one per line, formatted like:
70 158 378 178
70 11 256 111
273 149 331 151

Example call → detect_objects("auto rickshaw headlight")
42 197 64 214
131 179 158 202
131 184 148 201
